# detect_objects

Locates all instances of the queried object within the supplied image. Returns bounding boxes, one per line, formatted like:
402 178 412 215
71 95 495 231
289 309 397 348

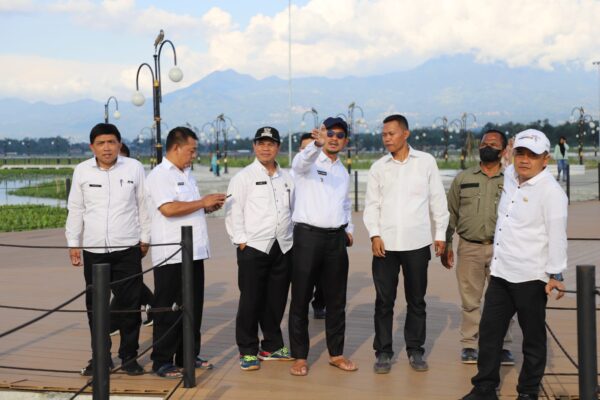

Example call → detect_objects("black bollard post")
65 178 71 200
181 226 196 388
354 170 359 212
92 263 111 400
566 164 571 205
576 265 598 400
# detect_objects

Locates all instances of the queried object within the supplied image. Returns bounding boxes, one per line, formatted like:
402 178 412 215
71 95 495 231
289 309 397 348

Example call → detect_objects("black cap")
254 126 280 143
323 117 348 135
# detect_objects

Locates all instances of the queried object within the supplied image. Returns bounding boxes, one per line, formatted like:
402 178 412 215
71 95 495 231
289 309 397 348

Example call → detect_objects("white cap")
514 129 550 155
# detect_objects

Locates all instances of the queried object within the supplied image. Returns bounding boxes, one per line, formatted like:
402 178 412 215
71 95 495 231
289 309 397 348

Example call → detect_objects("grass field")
0 205 67 232
8 179 68 200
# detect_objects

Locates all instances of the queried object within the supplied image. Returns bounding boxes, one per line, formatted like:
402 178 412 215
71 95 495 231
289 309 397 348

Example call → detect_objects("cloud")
5 0 600 103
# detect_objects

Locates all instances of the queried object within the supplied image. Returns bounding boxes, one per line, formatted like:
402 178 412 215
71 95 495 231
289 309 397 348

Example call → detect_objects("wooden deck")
0 201 598 399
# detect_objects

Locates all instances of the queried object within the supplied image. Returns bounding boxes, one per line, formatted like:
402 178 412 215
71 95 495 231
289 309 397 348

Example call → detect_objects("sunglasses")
326 130 346 139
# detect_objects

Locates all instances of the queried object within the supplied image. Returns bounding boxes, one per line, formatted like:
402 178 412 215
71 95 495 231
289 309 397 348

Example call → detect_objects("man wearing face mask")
442 129 515 365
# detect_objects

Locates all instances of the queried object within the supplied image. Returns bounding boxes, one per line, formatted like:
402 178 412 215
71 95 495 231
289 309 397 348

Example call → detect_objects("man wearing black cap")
288 117 356 376
225 127 295 371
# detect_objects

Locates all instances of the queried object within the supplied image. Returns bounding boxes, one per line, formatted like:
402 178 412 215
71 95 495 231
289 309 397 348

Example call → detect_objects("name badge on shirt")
256 181 267 185
177 182 185 186
317 170 327 176
89 184 102 188
460 183 479 189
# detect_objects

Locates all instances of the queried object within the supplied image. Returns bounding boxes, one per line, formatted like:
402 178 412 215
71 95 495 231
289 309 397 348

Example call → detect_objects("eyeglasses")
326 130 346 139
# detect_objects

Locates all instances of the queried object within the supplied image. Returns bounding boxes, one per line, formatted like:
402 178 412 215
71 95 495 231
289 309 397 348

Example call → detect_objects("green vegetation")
0 168 73 181
9 179 68 200
0 205 67 232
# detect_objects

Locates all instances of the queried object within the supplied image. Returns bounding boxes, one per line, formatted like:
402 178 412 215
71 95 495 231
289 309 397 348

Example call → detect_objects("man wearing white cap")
462 129 568 400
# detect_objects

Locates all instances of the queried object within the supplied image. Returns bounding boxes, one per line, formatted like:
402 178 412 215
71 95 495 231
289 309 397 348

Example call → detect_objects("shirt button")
496 243 499 246
494 257 497 260
505 215 508 217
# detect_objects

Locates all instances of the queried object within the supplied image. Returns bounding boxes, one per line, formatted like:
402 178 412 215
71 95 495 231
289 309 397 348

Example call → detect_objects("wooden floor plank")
0 201 598 399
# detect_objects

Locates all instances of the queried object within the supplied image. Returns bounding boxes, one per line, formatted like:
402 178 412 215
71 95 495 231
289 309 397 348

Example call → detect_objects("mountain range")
0 55 597 141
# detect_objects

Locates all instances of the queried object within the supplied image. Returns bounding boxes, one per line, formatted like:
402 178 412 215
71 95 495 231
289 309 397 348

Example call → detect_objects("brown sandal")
328 356 358 372
290 359 309 376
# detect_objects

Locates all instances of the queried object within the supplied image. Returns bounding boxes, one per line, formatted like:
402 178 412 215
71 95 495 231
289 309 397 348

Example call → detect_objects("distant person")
66 123 151 376
225 126 295 371
295 132 326 320
363 114 449 374
288 117 356 376
462 129 568 400
443 129 515 366
211 151 220 177
109 142 155 336
145 127 226 378
553 136 569 182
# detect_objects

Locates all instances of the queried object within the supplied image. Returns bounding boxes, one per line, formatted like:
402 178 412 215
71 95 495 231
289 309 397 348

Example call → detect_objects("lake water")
0 179 67 207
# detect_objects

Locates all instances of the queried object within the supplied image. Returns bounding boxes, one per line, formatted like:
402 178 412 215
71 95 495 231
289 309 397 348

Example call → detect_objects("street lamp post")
340 102 364 173
214 114 235 174
570 106 595 165
104 96 121 124
452 113 477 169
132 30 183 166
433 116 451 162
301 107 319 131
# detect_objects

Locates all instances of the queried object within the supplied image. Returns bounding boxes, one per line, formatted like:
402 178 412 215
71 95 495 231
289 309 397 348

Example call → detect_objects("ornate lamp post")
433 116 451 161
104 96 121 124
451 113 477 169
337 102 364 173
214 114 235 174
300 107 319 131
570 106 595 165
132 30 183 166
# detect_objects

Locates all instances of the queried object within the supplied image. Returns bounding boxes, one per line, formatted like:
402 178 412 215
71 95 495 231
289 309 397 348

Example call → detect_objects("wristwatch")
549 273 564 282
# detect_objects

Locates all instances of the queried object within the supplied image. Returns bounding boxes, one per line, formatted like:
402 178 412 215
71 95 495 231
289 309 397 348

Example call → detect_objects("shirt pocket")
175 183 195 202
116 178 136 202
459 186 480 216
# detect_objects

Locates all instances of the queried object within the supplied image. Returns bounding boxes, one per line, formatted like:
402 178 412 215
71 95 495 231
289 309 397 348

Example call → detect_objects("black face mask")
479 146 501 162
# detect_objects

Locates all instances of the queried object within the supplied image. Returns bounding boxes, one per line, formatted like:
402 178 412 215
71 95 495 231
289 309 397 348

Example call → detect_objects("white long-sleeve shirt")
291 141 353 233
225 159 294 254
65 156 151 253
491 165 568 283
145 157 210 266
363 148 449 251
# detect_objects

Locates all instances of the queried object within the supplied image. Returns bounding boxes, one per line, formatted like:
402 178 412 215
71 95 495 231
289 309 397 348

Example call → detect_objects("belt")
461 236 494 245
295 222 347 234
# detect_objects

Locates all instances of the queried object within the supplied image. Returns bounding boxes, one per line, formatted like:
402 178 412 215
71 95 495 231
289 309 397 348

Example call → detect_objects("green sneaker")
258 346 294 361
239 355 260 371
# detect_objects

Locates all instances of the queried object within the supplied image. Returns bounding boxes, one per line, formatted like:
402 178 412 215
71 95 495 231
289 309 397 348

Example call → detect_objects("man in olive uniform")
442 129 514 365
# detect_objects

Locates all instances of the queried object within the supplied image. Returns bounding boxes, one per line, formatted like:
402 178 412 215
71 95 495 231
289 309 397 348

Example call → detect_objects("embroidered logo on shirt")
317 170 327 176
256 181 267 185
89 184 102 187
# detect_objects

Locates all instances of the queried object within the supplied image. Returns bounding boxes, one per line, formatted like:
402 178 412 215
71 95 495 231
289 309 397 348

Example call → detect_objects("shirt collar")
384 146 418 164
318 150 342 166
162 156 190 175
473 163 503 178
90 155 124 170
251 158 280 177
511 165 550 187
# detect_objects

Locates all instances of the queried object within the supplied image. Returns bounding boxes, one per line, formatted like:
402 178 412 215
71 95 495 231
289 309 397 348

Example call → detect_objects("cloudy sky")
2 0 600 104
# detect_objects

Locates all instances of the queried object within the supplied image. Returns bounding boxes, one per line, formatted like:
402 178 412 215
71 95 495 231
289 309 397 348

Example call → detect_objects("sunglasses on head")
326 130 346 139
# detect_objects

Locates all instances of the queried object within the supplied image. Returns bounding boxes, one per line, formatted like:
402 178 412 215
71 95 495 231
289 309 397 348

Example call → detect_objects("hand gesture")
201 193 226 211
311 126 326 147
545 279 566 300
434 240 446 257
441 248 454 269
69 248 82 267
371 236 385 258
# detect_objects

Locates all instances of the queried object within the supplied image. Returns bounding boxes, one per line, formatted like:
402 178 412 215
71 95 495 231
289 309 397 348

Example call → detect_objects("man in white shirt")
288 117 356 377
462 129 567 400
66 123 151 376
363 114 449 374
146 127 226 379
225 126 294 371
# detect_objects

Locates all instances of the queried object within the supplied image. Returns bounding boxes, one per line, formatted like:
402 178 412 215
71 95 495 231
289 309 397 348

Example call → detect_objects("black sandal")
154 363 182 379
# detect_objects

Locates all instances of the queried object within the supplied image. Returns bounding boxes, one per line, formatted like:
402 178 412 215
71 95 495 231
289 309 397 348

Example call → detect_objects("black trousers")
151 260 204 371
372 246 431 357
236 241 291 355
289 225 349 359
472 277 547 396
312 277 325 310
110 284 154 332
83 247 142 360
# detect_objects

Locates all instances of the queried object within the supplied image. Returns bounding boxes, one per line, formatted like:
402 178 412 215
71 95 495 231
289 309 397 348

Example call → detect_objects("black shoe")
142 317 154 327
313 307 326 319
461 348 478 364
121 358 144 376
408 352 428 371
501 349 515 366
461 386 499 400
517 394 537 400
80 358 114 376
373 353 392 374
